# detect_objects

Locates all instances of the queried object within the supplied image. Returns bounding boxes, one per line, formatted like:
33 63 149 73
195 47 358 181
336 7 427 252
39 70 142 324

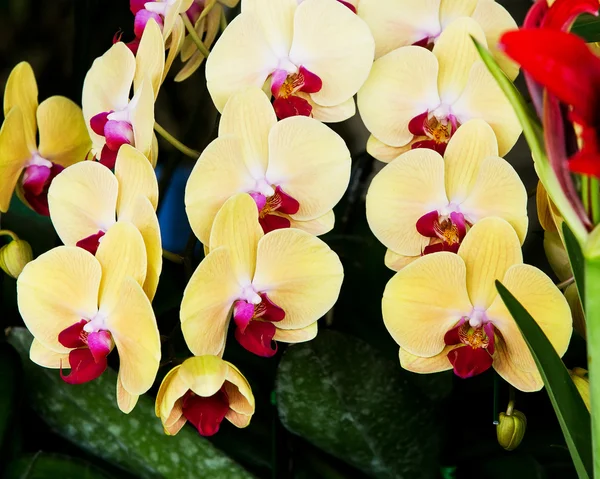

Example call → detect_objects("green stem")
153 122 200 159
162 249 184 264
181 13 211 58
585 258 600 478
583 176 590 218
0 230 18 241
220 8 228 31
557 277 575 290
591 177 600 225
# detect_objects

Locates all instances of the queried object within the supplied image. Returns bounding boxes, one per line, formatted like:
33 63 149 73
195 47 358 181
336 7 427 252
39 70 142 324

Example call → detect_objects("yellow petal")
273 321 318 343
209 193 263 286
357 0 441 59
439 0 477 25
218 88 276 174
382 252 471 357
0 108 30 212
48 161 118 246
460 156 528 243
290 0 374 107
185 355 228 396
127 196 162 301
399 347 456 374
306 95 356 123
150 131 159 168
242 0 296 58
185 137 255 245
206 14 278 111
252 229 344 330
357 46 440 148
96 221 147 310
82 43 136 152
537 181 558 233
105 276 160 396
451 62 522 156
156 364 184 420
366 135 407 163
565 284 585 339
117 375 139 413
130 78 155 159
180 247 241 356
115 144 159 218
487 264 572 375
37 96 91 167
163 0 189 39
135 18 165 99
164 16 186 82
433 17 487 105
444 118 498 202
288 209 334 236
267 116 351 220
30 339 69 368
470 0 519 80
544 231 571 282
384 249 419 272
3 61 38 151
17 246 101 352
493 339 543 392
366 149 447 256
458 217 522 309
223 362 255 427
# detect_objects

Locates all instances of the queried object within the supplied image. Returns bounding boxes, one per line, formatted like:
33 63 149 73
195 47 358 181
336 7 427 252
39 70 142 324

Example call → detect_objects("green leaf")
4 452 114 479
276 330 442 479
472 38 589 245
7 328 253 479
563 222 586 309
495 281 592 479
0 341 20 450
572 14 600 43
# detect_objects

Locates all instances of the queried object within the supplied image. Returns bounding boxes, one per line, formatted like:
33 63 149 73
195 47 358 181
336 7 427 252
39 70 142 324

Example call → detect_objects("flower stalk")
180 13 211 59
154 121 200 159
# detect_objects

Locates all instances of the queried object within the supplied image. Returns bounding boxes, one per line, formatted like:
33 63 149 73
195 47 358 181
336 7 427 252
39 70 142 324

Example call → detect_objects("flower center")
416 210 469 255
90 109 134 169
181 387 230 437
22 154 63 217
232 292 285 357
248 186 300 233
444 314 495 379
57 318 113 384
408 110 460 155
270 65 323 120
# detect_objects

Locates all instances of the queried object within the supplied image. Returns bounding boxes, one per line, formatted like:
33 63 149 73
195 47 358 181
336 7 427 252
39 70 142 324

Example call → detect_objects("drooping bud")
0 235 33 279
496 410 527 451
570 367 590 411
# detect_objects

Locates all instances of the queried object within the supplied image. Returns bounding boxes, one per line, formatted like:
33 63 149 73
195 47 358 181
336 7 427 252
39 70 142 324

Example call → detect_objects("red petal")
182 388 230 437
274 186 300 215
76 230 106 255
60 348 107 384
256 293 286 322
235 321 278 357
416 210 439 238
273 95 312 120
23 163 64 216
233 300 255 334
542 0 599 31
259 214 291 234
337 0 357 13
130 0 147 15
524 0 549 28
408 111 428 136
87 331 112 363
58 320 88 349
447 345 493 379
298 66 323 94
99 144 118 169
90 111 111 137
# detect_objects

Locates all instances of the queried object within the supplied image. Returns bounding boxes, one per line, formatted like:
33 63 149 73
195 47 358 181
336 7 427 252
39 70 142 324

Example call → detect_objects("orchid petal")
384 249 419 272
399 346 457 373
3 62 38 151
130 77 155 159
366 135 409 163
0 108 30 212
304 94 356 123
242 0 296 58
439 0 477 25
493 339 544 392
288 209 335 236
273 321 318 343
117 375 139 413
115 144 159 217
30 339 70 368
135 18 165 99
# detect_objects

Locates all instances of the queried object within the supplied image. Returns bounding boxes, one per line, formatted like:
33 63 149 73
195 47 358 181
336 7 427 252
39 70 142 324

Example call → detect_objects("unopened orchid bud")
570 368 590 411
497 410 527 451
0 238 33 279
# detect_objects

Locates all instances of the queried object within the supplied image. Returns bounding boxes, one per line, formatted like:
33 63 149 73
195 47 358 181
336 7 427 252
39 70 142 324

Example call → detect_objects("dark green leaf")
0 342 20 448
7 328 253 479
495 281 592 479
3 452 113 479
572 14 600 43
563 222 586 309
276 330 442 479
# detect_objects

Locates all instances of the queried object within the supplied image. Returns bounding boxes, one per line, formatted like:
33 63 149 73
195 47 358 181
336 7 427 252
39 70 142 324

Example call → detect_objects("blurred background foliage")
0 0 587 478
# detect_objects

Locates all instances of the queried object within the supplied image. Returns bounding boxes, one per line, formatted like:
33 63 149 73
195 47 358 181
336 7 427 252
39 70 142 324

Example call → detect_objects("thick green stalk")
585 258 600 478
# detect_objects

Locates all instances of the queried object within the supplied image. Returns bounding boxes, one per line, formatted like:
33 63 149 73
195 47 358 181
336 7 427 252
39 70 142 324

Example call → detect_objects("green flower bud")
0 239 33 279
496 410 527 451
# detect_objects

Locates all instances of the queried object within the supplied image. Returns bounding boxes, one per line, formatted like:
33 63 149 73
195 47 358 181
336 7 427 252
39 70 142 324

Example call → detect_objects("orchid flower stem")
557 277 575 290
0 230 18 241
162 249 184 264
220 9 228 31
582 176 590 218
153 122 200 159
181 13 211 58
591 177 600 225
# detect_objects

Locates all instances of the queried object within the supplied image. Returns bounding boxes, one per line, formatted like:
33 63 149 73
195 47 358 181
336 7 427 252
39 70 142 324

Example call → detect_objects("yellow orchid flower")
156 355 255 436
383 217 572 392
185 88 350 246
181 193 343 357
350 0 517 72
357 17 521 162
82 20 164 168
47 144 162 301
17 222 161 413
205 0 374 121
366 119 528 271
0 62 91 215
174 0 240 82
